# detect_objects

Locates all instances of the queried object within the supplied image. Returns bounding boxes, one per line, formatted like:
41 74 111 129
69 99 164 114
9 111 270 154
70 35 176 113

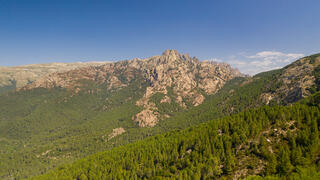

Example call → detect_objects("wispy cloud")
207 51 304 75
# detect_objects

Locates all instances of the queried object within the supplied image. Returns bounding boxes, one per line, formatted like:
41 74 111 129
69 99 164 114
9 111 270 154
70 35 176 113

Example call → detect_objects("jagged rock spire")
159 49 196 64
162 49 180 56
160 49 183 62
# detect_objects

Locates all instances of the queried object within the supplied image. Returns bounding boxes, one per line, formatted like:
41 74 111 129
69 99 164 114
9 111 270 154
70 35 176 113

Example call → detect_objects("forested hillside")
0 50 242 179
0 53 319 179
32 91 320 179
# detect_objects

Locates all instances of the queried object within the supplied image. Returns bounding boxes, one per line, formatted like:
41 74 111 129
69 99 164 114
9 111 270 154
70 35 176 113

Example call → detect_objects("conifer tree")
277 146 293 175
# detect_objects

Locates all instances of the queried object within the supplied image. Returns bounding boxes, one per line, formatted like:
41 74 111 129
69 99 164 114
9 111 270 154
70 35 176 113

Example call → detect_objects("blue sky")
0 0 319 74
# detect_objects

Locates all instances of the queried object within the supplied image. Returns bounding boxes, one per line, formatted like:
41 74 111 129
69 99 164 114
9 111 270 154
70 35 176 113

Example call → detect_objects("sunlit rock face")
21 50 243 127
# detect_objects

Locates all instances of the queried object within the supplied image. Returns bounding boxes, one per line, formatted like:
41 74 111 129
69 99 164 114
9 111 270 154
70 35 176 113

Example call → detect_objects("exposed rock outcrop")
107 127 126 140
134 109 159 127
160 96 171 103
260 55 320 104
21 50 242 127
132 50 241 126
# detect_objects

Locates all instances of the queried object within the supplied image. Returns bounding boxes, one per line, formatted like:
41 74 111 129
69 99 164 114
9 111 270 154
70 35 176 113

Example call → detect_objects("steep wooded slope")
0 52 319 179
0 50 241 179
32 91 320 180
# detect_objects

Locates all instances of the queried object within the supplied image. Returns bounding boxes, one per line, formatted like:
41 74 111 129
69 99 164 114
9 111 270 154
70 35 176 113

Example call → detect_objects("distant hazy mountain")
0 61 109 94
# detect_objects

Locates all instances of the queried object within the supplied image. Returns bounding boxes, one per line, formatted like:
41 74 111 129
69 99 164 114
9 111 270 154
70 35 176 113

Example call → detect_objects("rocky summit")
22 50 242 127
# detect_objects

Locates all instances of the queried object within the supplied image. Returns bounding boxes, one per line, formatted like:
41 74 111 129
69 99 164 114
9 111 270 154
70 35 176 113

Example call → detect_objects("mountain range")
0 61 108 95
0 50 319 179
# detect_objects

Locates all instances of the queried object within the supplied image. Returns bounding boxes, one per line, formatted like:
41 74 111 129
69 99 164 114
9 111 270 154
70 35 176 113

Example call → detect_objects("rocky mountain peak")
162 49 180 56
21 51 243 127
159 49 195 64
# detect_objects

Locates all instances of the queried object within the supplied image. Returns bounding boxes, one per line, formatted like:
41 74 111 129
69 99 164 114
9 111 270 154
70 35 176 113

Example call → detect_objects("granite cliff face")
22 50 242 127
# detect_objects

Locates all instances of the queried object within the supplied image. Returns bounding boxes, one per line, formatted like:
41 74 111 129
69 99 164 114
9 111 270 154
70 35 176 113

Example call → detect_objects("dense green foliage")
0 80 148 179
0 67 284 179
247 166 320 180
1 54 319 179
33 92 320 179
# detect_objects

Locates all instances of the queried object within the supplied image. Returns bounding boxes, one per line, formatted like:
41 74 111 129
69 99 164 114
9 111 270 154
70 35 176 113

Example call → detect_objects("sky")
0 0 319 75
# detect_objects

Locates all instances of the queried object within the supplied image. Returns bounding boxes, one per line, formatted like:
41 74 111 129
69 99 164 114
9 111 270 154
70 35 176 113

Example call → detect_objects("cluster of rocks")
107 127 126 140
